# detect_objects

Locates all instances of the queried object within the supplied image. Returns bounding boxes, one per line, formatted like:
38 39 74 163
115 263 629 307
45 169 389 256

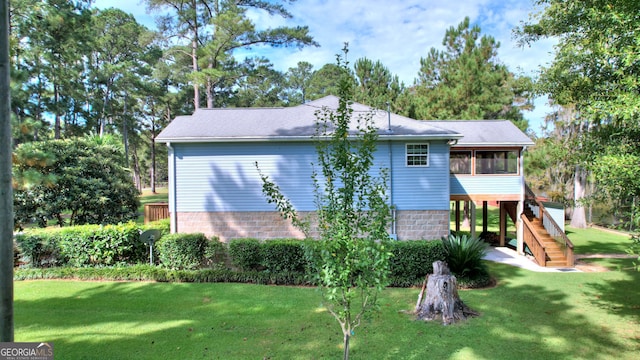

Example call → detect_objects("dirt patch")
574 260 610 272
573 253 636 272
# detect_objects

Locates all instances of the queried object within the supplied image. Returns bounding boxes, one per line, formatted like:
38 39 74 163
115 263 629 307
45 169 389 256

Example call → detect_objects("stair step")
546 260 569 267
546 249 564 256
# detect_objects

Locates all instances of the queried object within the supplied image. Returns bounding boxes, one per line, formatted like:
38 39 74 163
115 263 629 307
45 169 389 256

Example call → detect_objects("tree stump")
415 261 479 325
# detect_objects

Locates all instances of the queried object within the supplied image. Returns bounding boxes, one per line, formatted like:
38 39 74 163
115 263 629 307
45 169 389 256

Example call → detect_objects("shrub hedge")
261 239 308 273
156 233 209 270
228 238 262 271
15 222 148 267
388 240 447 287
14 226 457 288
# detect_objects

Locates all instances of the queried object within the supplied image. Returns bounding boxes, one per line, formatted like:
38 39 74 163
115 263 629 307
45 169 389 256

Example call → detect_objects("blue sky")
93 0 555 134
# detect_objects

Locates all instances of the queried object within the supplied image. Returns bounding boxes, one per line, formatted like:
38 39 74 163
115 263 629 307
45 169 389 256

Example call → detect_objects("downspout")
387 103 397 240
167 142 178 234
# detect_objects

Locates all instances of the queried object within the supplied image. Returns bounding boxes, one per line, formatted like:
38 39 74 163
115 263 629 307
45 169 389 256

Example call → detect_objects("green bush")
57 222 147 267
156 233 208 270
388 240 446 287
442 233 489 278
228 238 262 271
14 231 64 268
144 218 170 236
13 137 139 229
204 237 228 269
13 266 315 285
456 268 493 289
261 239 306 273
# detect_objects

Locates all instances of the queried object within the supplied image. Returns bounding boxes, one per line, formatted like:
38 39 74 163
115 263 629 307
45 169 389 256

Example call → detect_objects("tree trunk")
462 201 470 228
343 333 349 360
570 165 587 229
150 136 156 194
192 38 200 110
415 261 479 325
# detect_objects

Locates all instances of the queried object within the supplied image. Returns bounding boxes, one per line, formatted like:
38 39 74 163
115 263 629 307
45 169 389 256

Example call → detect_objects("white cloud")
93 0 556 132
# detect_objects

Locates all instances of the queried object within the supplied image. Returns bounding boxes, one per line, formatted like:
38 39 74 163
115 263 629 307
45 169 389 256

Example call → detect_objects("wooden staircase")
522 206 572 267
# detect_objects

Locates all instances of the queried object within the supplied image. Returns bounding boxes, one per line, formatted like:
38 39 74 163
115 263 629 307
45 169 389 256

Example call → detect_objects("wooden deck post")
470 201 477 239
482 201 488 234
499 202 506 247
455 201 460 232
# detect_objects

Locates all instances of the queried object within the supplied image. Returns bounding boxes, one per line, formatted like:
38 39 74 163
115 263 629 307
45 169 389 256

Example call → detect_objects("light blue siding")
390 141 451 210
172 140 452 212
174 142 317 212
450 175 523 195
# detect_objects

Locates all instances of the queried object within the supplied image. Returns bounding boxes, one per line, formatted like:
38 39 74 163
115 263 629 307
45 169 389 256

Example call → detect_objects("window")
475 150 519 174
450 151 472 174
406 144 429 167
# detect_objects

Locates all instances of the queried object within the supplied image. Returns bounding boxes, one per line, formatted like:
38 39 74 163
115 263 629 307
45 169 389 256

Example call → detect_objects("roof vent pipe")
386 102 393 133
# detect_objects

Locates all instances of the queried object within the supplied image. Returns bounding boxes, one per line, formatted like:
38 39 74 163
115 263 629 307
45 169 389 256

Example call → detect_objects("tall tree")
0 0 14 342
414 17 531 130
231 57 286 107
146 0 317 109
284 61 313 105
87 8 158 137
10 0 93 139
307 63 353 101
353 57 404 111
518 0 640 229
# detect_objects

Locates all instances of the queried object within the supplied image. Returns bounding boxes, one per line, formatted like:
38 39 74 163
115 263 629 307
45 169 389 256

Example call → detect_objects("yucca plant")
441 233 489 278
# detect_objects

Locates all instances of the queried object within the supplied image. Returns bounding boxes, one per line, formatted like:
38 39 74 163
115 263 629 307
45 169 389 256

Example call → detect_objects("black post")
0 0 14 342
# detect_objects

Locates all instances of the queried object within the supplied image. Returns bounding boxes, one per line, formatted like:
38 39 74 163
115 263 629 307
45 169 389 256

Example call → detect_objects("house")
156 96 572 267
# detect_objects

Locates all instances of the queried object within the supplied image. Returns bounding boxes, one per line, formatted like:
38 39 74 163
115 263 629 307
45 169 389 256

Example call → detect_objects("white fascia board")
155 133 464 144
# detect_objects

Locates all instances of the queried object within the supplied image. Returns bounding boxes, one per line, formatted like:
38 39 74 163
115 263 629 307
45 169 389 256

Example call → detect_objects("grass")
13 196 639 358
450 204 518 239
140 187 169 203
566 226 632 255
14 262 640 359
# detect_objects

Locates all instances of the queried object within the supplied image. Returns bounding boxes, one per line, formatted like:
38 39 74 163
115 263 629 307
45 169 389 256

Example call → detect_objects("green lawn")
566 226 632 255
14 262 640 359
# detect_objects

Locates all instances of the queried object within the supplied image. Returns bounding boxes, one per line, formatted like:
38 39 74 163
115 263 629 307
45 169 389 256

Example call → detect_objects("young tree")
258 47 392 360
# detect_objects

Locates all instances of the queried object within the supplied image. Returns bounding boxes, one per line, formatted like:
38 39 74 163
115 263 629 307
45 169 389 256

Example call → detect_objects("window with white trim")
406 143 429 167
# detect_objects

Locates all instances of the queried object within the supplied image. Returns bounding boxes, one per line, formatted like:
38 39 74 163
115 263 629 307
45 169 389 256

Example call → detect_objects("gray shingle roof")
156 96 461 143
427 120 535 147
156 96 533 147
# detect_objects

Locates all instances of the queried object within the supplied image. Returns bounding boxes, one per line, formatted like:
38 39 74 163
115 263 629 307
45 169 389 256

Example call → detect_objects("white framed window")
406 143 429 167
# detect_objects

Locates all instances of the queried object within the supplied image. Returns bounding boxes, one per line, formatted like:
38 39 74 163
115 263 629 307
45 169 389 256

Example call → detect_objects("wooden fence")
144 203 169 224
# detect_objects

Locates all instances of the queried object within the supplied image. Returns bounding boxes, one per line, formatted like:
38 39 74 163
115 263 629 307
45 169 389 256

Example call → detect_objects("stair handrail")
525 184 574 266
520 214 547 266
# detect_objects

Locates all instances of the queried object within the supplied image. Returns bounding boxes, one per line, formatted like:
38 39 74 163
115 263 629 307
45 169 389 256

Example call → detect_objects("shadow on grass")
14 265 639 359
584 268 640 320
15 282 338 359
357 263 636 359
